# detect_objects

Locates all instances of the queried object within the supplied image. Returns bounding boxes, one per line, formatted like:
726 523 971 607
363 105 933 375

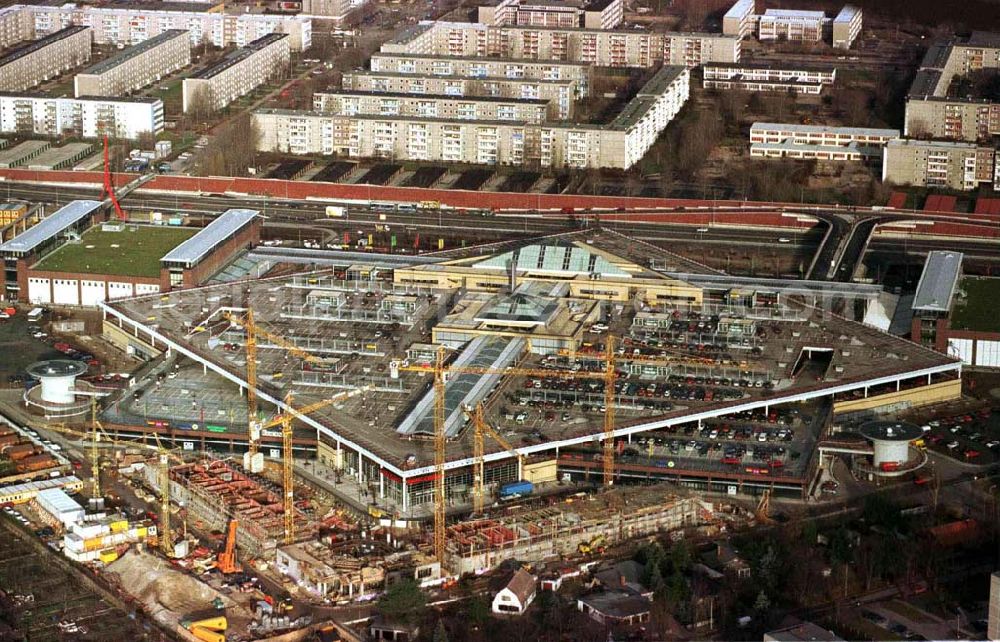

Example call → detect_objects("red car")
964 449 981 460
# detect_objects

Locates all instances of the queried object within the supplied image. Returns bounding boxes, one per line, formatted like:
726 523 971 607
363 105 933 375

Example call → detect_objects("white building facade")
0 95 164 139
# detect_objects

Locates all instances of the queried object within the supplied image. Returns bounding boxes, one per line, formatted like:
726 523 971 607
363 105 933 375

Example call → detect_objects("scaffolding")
445 487 713 575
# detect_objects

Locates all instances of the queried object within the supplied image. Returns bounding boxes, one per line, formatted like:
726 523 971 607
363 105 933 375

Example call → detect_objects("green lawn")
951 277 1000 333
34 225 197 278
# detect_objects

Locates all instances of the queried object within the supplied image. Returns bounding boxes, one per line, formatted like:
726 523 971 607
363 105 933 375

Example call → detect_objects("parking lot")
908 407 998 466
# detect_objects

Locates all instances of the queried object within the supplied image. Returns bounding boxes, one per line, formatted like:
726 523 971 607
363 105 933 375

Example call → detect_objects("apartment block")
750 123 898 147
750 122 898 161
757 9 825 42
905 98 1000 141
906 32 1000 142
477 0 623 30
21 3 311 51
314 91 549 124
342 71 577 119
380 20 739 68
0 5 33 49
369 53 592 96
182 33 290 112
721 1 861 48
703 62 835 94
0 94 164 139
750 142 867 161
832 5 862 50
0 26 91 93
722 0 755 39
883 138 996 191
74 29 190 98
255 65 688 169
301 0 363 25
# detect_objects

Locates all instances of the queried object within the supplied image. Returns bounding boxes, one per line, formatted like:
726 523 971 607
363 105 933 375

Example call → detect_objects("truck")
325 205 346 218
499 480 533 500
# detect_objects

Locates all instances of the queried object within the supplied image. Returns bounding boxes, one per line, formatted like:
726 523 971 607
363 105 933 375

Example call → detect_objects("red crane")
101 135 127 221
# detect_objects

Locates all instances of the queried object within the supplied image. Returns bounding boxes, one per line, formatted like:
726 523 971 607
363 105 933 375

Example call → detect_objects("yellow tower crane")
252 387 368 544
221 309 324 474
89 397 102 501
464 402 523 515
394 343 620 566
148 432 176 556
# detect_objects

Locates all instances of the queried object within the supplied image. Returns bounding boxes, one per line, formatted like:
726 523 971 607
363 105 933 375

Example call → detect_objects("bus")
27 308 44 322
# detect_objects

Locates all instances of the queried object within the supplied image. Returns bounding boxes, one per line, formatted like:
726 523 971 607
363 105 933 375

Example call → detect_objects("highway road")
0 180 817 255
4 180 997 283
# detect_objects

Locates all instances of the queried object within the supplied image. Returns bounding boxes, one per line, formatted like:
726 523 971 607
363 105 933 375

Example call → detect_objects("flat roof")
762 8 826 20
963 31 1000 48
0 92 163 105
751 141 864 155
912 250 963 312
317 90 548 105
0 200 102 257
0 25 89 69
397 19 731 40
951 277 1000 333
36 487 83 514
105 228 960 477
33 224 198 277
751 122 900 138
78 29 188 76
258 107 655 133
192 33 287 80
833 5 861 23
705 62 836 74
345 70 577 86
371 51 591 68
765 622 845 642
723 0 754 19
26 142 95 170
636 65 686 96
161 208 258 267
886 138 979 150
860 420 921 442
908 68 944 97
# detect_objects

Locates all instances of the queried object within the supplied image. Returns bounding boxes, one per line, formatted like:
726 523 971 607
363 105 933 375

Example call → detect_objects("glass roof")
473 242 630 277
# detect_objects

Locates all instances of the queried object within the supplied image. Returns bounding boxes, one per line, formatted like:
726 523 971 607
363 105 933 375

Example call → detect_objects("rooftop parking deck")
104 231 960 477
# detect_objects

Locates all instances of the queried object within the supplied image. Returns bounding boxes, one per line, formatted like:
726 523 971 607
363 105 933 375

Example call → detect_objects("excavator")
216 519 241 574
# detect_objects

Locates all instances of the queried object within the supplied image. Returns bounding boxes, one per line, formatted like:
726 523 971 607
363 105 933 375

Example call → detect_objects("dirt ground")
107 551 255 635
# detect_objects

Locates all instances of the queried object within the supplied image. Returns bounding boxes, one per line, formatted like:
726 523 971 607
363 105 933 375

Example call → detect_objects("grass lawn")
952 277 1000 333
34 225 197 278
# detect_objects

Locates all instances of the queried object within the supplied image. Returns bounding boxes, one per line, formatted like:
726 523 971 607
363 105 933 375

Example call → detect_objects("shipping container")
5 444 37 461
499 480 534 499
17 454 56 472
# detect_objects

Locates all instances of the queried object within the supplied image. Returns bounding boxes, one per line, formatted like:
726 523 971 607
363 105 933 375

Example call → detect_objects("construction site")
445 487 714 575
0 216 965 640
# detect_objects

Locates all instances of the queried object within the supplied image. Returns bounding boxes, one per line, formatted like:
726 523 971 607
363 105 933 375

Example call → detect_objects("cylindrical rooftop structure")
26 360 87 405
860 420 921 467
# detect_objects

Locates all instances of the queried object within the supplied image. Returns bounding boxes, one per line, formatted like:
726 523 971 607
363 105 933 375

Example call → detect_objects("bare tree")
192 113 261 177
185 85 215 121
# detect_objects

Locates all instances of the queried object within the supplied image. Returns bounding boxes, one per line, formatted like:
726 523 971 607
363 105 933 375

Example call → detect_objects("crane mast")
433 349 447 566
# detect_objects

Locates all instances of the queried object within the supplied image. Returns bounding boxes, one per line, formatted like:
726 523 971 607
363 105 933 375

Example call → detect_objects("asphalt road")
4 181 997 284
